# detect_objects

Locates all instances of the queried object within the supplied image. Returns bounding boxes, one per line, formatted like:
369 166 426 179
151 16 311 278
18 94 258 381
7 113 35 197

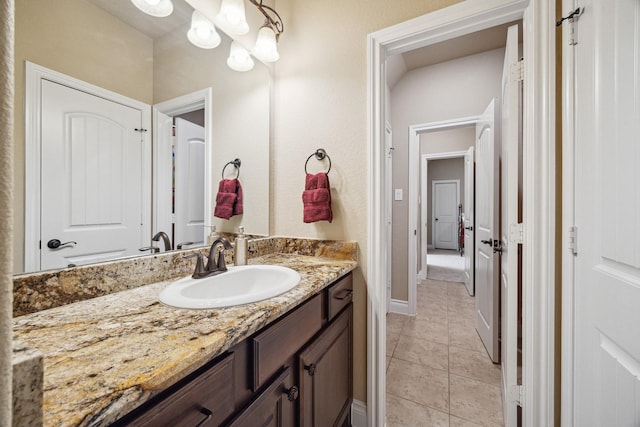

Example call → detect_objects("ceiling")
387 20 522 88
87 0 193 39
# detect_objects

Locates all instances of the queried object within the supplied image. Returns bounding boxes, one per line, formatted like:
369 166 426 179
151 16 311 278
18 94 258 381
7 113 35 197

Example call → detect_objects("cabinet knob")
285 386 299 401
304 363 317 376
194 407 213 427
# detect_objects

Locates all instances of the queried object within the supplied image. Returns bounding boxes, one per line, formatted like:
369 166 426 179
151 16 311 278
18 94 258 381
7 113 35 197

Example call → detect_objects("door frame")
420 151 468 281
367 0 556 425
152 88 213 246
431 179 460 250
409 119 478 316
24 61 152 272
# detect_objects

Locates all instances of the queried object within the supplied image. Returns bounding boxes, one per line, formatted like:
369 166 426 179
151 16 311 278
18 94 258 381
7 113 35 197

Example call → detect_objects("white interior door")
475 98 500 362
433 180 459 250
500 24 522 426
174 118 206 247
40 80 145 270
568 0 640 424
463 147 475 295
153 109 174 241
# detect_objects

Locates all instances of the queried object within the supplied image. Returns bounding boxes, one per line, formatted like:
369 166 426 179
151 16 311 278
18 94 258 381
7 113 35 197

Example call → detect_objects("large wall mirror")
14 0 271 273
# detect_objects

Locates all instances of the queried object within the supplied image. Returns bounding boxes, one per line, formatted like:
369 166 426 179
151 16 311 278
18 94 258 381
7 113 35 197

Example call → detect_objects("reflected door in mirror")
40 80 146 270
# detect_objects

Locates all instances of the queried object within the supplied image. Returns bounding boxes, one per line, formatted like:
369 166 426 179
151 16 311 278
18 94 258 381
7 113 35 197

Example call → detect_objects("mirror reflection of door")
40 79 147 270
174 117 205 248
432 180 459 250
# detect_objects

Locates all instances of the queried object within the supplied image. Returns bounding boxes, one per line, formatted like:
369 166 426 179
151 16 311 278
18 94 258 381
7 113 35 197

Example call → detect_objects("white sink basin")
159 265 301 309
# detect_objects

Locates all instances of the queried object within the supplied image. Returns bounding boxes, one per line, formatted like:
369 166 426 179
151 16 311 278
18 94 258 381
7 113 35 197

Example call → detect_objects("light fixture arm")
248 0 284 40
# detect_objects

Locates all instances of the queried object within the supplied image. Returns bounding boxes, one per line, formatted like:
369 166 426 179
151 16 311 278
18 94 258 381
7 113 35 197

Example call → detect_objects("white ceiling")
87 0 193 39
387 20 522 88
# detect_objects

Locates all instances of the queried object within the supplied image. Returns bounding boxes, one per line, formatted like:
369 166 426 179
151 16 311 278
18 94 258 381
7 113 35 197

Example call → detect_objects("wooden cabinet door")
227 368 296 427
298 304 353 427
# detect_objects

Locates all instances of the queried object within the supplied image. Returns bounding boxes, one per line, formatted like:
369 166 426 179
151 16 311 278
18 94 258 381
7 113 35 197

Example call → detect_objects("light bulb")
253 25 279 62
131 0 173 17
187 10 221 49
217 0 249 35
227 41 254 72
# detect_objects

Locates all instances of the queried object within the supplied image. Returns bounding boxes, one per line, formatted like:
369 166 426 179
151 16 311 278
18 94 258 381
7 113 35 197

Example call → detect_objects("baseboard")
389 298 409 315
427 244 434 250
351 399 367 427
419 269 426 280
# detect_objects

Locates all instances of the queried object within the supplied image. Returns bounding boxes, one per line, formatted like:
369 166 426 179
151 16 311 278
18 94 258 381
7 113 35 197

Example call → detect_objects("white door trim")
24 61 152 272
420 151 468 281
409 119 477 317
367 0 555 425
152 88 213 245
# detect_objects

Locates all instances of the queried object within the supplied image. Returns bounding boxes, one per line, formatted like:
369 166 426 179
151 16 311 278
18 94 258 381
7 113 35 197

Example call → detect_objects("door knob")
435 218 439 221
285 386 299 401
304 363 317 376
465 226 473 231
47 239 77 249
481 239 492 246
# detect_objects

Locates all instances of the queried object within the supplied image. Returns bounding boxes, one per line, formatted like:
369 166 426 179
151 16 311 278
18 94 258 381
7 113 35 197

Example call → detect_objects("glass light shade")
227 41 254 72
253 25 279 62
131 0 173 17
187 10 221 49
217 0 250 35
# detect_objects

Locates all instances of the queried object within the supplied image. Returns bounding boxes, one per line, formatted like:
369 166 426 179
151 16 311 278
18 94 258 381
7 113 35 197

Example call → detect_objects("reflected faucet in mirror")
185 237 233 279
152 231 172 251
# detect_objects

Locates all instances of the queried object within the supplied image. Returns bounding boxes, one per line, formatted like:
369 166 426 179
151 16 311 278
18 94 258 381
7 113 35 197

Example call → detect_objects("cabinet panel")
226 368 295 427
327 274 353 321
252 294 322 390
299 304 353 427
123 353 235 427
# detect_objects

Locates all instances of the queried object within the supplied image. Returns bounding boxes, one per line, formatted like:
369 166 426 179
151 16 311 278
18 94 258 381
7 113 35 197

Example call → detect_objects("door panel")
41 80 145 270
475 98 500 362
500 24 522 426
174 118 205 247
433 181 459 250
572 0 640 423
463 147 475 295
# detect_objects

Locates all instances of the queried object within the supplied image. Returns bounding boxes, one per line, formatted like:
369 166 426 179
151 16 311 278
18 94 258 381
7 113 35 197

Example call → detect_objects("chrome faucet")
152 231 172 252
185 237 233 279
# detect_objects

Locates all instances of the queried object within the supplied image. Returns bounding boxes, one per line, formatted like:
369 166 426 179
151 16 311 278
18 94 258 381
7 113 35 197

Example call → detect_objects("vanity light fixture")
249 0 284 63
217 0 250 35
227 41 255 72
187 10 221 49
130 0 173 17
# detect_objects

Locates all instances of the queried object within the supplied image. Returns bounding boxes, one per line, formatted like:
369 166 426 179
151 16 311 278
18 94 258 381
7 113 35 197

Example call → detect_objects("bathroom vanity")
12 238 357 427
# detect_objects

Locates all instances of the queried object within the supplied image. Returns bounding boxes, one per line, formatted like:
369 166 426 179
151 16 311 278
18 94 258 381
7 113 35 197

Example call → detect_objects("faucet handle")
184 253 207 278
139 246 159 253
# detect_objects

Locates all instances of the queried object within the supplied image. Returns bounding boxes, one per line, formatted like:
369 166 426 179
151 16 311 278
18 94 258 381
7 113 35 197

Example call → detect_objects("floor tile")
449 346 502 386
449 415 487 426
449 374 504 426
386 358 450 412
402 316 449 345
394 334 449 371
387 330 400 356
386 394 449 427
448 321 487 354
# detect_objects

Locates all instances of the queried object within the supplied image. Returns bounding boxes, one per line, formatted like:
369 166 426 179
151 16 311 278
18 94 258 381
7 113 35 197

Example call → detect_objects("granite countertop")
13 253 357 427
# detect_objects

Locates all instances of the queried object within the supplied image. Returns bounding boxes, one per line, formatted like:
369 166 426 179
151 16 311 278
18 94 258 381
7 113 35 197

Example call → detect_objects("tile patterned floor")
386 278 504 426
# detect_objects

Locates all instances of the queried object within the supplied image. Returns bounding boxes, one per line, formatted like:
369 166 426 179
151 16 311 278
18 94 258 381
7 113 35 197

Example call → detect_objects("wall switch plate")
394 189 403 201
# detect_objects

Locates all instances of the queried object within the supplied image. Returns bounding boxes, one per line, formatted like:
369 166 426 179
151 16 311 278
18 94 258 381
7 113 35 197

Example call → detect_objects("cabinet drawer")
327 273 353 321
252 294 323 390
125 353 235 427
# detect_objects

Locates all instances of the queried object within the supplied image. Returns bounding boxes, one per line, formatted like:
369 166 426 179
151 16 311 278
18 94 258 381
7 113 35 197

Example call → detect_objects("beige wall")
272 0 463 404
13 0 154 272
390 48 503 301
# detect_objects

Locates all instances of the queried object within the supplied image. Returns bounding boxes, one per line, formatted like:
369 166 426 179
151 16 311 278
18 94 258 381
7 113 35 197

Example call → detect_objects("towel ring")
304 148 332 174
222 158 241 179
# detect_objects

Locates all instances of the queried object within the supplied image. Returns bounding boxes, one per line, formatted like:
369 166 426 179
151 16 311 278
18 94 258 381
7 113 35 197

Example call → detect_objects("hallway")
386 276 504 426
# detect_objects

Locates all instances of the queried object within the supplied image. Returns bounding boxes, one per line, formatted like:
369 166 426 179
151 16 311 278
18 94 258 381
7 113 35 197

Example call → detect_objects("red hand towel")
214 179 242 219
303 172 333 223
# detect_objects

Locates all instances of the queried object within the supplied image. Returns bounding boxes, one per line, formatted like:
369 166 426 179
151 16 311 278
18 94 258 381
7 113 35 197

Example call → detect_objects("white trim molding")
350 400 367 427
24 62 152 272
388 298 410 315
367 1 555 425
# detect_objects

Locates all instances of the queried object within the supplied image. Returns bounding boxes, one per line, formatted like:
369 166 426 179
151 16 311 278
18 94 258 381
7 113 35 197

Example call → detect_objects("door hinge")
509 384 524 406
509 223 524 244
171 213 176 224
556 7 584 46
568 226 578 255
511 59 524 83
